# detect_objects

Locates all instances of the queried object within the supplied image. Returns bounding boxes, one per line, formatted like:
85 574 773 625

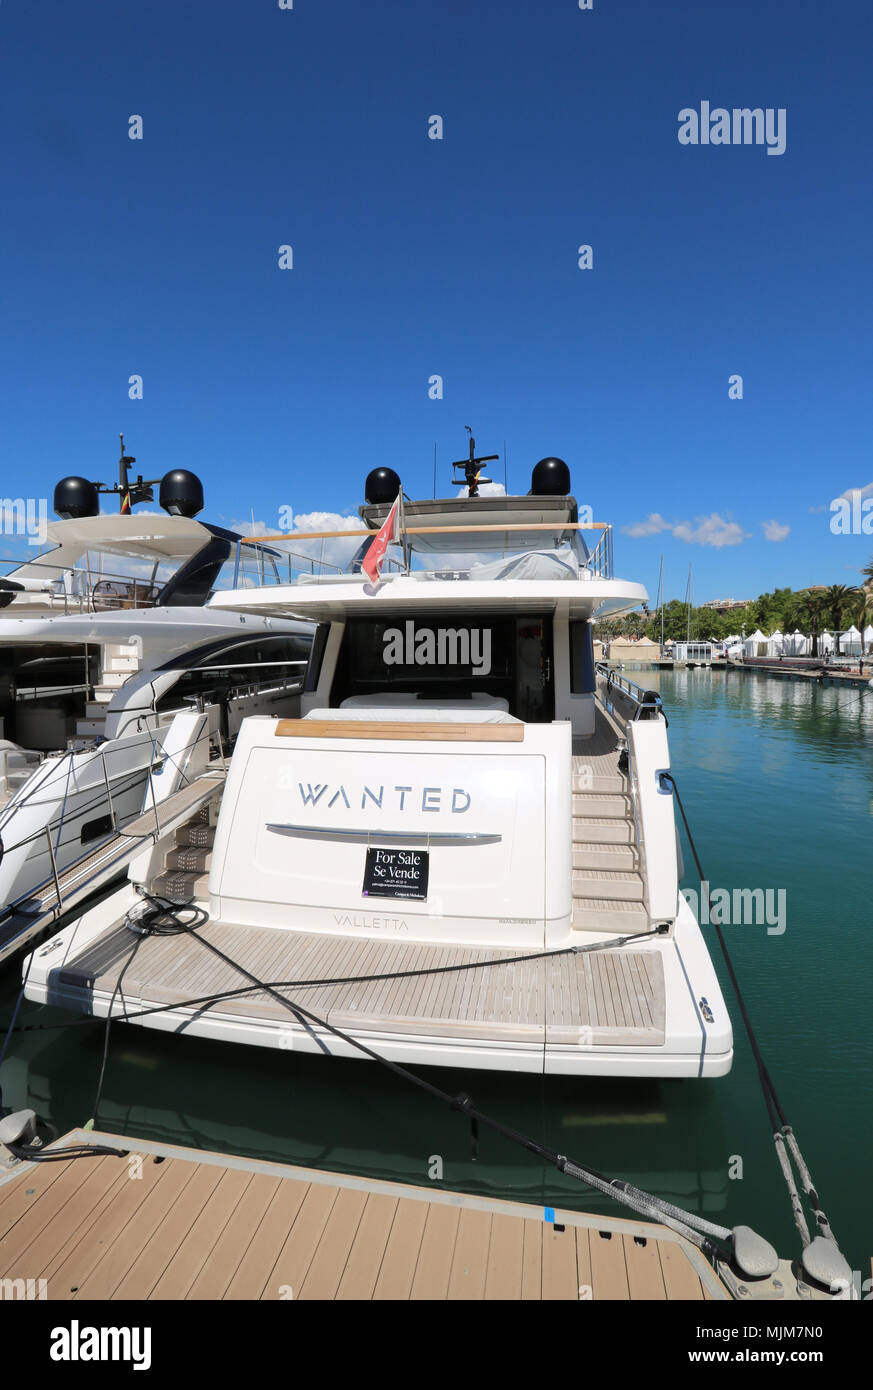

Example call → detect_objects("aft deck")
0 1130 726 1300
44 920 665 1048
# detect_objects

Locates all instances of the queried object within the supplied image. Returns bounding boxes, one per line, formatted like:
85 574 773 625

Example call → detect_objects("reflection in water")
1 670 871 1265
3 1016 730 1218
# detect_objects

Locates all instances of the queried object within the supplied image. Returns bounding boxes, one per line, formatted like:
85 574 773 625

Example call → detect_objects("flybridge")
382 621 492 675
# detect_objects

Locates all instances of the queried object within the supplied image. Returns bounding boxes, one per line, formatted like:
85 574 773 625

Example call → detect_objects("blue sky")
1 0 871 603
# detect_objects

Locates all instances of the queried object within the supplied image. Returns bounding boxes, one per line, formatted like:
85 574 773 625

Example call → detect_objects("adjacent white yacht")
0 447 311 961
23 447 733 1078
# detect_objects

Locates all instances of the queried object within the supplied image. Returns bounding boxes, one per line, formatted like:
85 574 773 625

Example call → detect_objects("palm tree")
854 586 873 663
791 592 826 658
825 584 859 655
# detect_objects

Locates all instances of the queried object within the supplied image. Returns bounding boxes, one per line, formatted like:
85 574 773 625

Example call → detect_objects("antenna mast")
450 427 499 498
112 434 158 514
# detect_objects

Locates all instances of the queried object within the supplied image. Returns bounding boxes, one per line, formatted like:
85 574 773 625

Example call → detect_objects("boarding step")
165 846 212 873
151 870 210 902
573 842 637 871
572 869 644 902
571 898 649 933
572 816 634 845
74 720 105 738
84 702 109 720
97 671 129 690
175 820 215 849
90 688 115 704
572 771 627 794
573 793 632 820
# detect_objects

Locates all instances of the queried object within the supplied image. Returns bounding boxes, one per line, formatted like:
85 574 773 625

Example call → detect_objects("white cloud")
289 511 362 534
761 520 790 542
454 481 507 499
231 510 364 576
623 513 672 538
672 515 747 547
624 512 748 548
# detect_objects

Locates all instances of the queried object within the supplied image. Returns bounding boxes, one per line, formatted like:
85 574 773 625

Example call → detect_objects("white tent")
767 629 785 657
864 625 873 654
839 625 862 655
743 629 768 658
819 630 835 654
784 630 810 656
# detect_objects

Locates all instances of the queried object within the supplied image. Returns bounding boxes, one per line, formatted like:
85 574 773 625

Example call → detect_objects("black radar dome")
530 457 571 496
159 469 204 518
54 476 100 520
365 467 401 505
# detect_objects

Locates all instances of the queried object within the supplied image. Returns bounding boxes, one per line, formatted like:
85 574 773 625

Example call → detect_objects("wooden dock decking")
728 660 872 687
0 1131 726 1300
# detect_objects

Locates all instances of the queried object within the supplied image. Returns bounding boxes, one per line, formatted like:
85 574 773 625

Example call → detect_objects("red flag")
362 493 401 587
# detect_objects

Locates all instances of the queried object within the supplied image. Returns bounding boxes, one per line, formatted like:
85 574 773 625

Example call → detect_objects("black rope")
4 1139 128 1163
87 922 147 1129
662 769 841 1252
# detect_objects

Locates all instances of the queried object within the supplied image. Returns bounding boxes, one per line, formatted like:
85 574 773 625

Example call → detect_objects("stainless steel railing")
595 662 664 721
226 523 615 588
0 556 167 614
586 526 613 578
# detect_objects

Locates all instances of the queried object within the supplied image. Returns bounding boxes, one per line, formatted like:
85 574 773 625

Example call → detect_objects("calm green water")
2 668 871 1271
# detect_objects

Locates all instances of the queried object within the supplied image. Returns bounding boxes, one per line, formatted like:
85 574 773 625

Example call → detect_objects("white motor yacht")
22 446 732 1078
0 446 311 961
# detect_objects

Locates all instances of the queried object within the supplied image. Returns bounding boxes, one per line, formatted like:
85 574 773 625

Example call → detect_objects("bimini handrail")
229 520 615 584
237 521 612 543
